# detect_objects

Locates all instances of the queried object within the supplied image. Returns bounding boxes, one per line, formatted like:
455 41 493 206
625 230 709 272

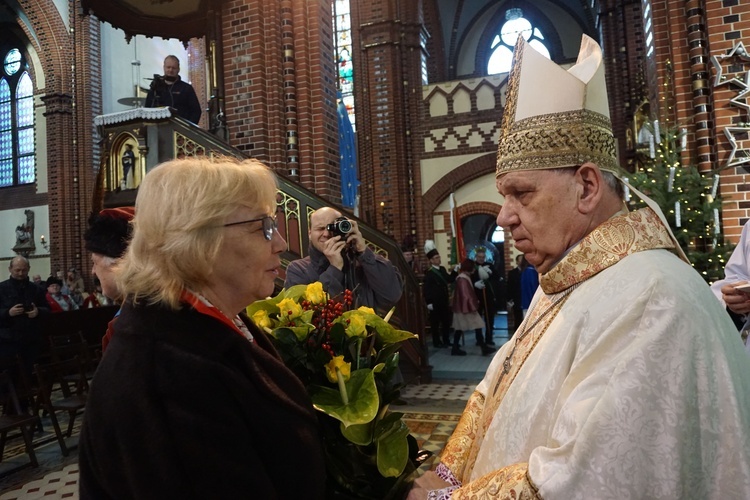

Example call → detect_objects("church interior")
0 0 749 496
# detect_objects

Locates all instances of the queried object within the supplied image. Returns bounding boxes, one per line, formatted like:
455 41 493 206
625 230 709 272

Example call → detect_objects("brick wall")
221 0 339 202
352 0 427 245
605 0 750 243
20 0 75 276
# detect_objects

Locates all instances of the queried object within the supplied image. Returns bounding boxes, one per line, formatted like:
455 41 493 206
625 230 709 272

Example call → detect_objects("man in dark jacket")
423 248 457 349
145 55 202 124
0 256 49 380
285 207 403 311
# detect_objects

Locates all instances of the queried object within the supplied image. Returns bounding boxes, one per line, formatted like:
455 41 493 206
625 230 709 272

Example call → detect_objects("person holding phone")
0 256 49 383
711 220 750 353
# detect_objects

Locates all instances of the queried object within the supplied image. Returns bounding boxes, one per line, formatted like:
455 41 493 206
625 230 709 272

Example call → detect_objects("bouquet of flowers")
248 282 429 499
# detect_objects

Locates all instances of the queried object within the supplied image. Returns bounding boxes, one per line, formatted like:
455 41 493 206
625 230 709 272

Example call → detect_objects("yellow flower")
357 306 375 315
325 355 351 383
278 297 302 320
345 313 367 338
304 282 326 304
251 309 273 330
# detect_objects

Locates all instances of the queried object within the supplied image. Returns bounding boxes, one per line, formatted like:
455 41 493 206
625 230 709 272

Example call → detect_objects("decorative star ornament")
730 85 750 113
722 125 750 170
711 41 750 88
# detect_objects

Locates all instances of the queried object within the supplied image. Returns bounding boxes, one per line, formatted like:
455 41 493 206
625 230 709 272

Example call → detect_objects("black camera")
326 217 353 238
150 74 166 90
24 302 34 312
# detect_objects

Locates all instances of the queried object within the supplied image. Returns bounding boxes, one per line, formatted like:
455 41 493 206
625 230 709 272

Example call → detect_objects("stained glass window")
0 46 34 188
487 9 550 75
333 0 355 130
0 79 12 187
3 49 21 76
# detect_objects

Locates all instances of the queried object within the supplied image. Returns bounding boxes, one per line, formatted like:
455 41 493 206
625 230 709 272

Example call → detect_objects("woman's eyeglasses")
223 215 278 241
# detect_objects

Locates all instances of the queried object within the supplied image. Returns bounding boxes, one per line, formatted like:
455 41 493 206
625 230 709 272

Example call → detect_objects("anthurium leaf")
272 327 298 344
281 284 309 301
375 415 410 477
340 420 373 445
378 327 418 345
300 309 315 324
310 368 379 427
329 322 347 346
246 285 302 316
290 325 313 341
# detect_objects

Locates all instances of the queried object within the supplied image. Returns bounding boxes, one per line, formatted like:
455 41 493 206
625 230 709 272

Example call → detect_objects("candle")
668 167 676 192
623 177 631 202
714 208 720 234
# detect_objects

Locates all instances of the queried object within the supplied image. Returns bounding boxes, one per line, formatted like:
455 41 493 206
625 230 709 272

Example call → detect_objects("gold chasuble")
440 208 678 499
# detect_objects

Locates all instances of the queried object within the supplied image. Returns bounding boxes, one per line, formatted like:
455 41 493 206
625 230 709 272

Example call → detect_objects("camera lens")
325 217 353 237
337 219 352 234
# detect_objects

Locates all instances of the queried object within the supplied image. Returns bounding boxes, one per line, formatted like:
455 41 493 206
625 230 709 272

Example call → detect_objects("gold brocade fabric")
540 208 676 294
452 463 541 500
495 36 621 178
441 207 678 496
496 109 621 177
440 391 486 482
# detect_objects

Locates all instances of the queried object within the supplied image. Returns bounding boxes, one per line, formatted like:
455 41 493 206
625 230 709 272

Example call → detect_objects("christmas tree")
627 124 734 284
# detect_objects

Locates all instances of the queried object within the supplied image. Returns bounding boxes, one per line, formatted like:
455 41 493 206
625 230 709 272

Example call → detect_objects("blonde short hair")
116 157 278 309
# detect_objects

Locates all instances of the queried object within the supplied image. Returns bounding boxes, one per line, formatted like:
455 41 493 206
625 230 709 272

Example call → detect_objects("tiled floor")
0 465 78 500
0 313 513 498
427 312 512 380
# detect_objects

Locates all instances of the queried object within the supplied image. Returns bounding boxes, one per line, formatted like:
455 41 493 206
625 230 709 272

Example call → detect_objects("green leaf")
272 327 299 345
246 286 292 317
340 420 373 445
310 368 379 427
374 413 410 477
281 284 310 301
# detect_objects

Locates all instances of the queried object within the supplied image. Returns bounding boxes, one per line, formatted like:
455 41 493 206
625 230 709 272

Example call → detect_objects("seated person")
45 276 79 312
66 267 85 306
82 278 111 308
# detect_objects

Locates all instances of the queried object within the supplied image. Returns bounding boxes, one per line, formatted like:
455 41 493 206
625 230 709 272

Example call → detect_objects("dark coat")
145 77 202 124
284 245 403 312
78 300 326 499
423 266 456 309
0 277 49 342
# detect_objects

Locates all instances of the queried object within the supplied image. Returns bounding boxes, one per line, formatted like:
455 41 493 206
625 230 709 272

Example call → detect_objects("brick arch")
455 201 516 279
419 153 497 263
422 152 496 217
16 0 72 94
15 0 81 276
456 200 501 220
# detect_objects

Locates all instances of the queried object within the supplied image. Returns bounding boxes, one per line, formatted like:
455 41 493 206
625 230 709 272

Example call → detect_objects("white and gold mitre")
496 34 623 177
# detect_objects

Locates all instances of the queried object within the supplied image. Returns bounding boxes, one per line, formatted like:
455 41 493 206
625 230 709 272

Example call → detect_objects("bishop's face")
496 169 583 274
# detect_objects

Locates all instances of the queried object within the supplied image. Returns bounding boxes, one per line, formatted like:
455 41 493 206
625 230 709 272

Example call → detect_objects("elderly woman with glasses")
78 157 326 499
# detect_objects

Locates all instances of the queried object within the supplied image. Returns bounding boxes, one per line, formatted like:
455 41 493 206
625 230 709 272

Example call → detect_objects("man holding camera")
0 256 49 381
285 207 403 311
145 55 202 125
